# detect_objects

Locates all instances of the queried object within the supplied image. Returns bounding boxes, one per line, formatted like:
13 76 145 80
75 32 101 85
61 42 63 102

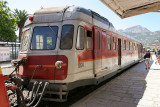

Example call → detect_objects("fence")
0 42 20 62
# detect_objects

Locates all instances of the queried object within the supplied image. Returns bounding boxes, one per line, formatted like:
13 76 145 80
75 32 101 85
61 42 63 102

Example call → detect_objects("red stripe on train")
17 55 68 80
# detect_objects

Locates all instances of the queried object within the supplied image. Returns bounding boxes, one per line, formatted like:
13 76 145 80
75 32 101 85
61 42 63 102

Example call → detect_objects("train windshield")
31 26 58 50
60 25 74 49
21 29 31 51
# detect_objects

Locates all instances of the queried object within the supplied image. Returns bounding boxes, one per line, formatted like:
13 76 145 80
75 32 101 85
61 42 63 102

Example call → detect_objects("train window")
123 40 126 50
31 26 58 50
60 25 74 49
86 30 93 50
21 29 31 51
128 41 130 50
97 31 100 49
132 43 134 50
107 35 111 50
76 26 85 50
113 37 116 50
126 41 128 50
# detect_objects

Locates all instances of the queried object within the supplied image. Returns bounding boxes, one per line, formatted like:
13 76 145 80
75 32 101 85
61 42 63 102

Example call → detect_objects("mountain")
118 25 160 47
118 25 151 34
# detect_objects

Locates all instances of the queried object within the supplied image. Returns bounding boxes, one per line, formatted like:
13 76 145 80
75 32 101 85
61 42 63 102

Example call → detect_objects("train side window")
86 30 93 50
127 41 130 50
76 26 85 50
128 41 130 50
113 37 116 50
60 25 74 49
107 35 111 50
123 40 126 50
97 31 100 49
132 43 134 50
21 29 31 51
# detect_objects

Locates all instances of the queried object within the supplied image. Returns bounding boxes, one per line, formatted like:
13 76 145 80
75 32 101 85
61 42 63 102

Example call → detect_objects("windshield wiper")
48 25 57 37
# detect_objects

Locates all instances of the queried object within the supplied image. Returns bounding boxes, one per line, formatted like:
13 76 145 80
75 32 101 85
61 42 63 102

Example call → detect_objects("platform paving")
71 55 160 107
0 61 14 75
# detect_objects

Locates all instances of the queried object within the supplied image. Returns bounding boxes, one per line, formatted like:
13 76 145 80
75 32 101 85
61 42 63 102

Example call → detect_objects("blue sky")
7 0 160 32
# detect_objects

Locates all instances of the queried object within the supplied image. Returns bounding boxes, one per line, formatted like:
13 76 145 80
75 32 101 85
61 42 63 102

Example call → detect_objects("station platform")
0 61 13 75
0 61 12 68
71 55 160 107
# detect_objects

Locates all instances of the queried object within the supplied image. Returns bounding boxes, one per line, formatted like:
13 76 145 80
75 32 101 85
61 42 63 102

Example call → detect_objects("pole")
12 44 13 60
15 41 16 59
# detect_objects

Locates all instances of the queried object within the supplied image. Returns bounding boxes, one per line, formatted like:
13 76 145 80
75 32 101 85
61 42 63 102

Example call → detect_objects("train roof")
33 6 112 27
25 6 141 43
34 6 67 15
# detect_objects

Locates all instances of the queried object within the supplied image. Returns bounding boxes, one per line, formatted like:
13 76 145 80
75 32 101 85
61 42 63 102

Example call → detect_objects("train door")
101 31 107 70
118 38 121 65
93 28 102 74
84 24 94 75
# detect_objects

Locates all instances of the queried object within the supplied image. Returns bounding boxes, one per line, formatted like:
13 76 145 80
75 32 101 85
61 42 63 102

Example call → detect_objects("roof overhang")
100 0 160 18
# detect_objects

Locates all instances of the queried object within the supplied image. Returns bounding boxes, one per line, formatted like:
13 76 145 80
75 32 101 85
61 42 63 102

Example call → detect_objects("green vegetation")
13 9 28 42
0 0 17 41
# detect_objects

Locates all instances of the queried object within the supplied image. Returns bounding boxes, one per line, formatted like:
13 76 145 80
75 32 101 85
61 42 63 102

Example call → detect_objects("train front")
11 7 70 103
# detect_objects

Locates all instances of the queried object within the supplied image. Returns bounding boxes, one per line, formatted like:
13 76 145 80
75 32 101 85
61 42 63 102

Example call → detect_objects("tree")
13 9 28 42
0 0 17 41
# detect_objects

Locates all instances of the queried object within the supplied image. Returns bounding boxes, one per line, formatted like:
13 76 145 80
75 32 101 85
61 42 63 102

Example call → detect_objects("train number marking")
78 62 84 68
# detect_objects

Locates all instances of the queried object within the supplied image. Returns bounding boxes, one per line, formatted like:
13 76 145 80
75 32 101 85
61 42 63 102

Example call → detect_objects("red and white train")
15 6 143 102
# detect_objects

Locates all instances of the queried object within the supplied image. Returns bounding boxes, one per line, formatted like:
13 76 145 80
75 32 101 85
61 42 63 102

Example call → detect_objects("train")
11 6 143 102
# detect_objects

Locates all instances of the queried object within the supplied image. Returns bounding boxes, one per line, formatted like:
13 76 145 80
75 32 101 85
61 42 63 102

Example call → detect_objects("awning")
100 0 160 18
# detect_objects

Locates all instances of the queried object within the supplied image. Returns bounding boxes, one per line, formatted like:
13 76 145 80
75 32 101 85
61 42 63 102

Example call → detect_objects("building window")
76 26 85 50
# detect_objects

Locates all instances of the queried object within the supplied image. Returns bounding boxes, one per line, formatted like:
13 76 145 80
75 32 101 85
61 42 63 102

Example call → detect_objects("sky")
6 0 160 32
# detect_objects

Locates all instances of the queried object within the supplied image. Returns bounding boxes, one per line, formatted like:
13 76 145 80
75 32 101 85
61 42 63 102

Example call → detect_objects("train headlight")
55 61 63 69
